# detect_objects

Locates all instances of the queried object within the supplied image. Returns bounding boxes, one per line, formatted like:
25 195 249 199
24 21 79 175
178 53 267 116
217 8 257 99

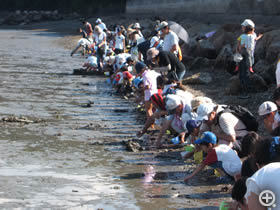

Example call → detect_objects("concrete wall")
126 0 280 16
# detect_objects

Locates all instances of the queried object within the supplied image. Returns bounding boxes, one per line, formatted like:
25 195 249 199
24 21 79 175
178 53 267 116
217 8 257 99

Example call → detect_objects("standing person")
96 18 107 32
135 62 160 122
93 26 107 71
275 55 280 88
157 21 179 55
147 48 186 81
82 20 93 42
113 27 125 55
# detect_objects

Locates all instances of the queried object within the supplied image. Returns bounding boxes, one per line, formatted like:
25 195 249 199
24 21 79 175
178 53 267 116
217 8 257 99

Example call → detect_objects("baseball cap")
96 18 102 23
157 21 169 31
165 95 182 114
194 131 217 145
258 101 278 116
186 120 202 134
135 62 146 74
241 19 255 28
133 77 143 89
146 48 159 61
196 103 216 121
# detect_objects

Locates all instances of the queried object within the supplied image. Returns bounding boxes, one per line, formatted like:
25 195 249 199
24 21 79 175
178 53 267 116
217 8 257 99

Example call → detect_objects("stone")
215 44 233 68
182 72 212 85
196 40 217 59
189 57 212 70
125 140 143 152
254 59 276 84
15 10 21 15
32 14 42 22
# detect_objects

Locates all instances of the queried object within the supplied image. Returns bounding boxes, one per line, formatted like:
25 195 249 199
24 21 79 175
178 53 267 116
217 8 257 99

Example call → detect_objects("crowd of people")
71 18 280 210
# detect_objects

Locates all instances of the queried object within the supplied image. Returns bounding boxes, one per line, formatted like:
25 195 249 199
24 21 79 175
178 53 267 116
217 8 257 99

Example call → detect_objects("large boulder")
254 59 277 84
189 57 213 70
196 39 217 59
182 72 212 85
215 44 233 69
226 74 268 95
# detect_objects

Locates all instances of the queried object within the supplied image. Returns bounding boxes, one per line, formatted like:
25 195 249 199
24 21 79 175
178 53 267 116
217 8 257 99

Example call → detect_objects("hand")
137 130 144 138
184 176 192 183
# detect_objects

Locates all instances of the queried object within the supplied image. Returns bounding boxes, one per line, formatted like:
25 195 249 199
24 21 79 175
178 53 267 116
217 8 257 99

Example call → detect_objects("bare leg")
155 119 172 148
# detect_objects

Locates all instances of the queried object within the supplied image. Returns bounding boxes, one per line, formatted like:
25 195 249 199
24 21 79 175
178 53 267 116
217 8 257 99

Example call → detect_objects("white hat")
157 21 169 31
258 101 278 116
134 23 141 29
146 47 159 61
96 18 102 23
241 19 255 28
104 56 115 65
165 95 182 111
196 103 216 121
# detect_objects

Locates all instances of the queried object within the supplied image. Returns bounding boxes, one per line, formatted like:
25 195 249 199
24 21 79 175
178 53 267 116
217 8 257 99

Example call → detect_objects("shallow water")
0 30 225 209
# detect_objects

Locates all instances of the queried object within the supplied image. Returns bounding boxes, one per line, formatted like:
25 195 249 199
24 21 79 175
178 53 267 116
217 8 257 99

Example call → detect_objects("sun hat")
194 131 217 145
96 18 102 23
134 23 141 29
157 21 169 31
146 48 160 61
241 19 255 28
258 101 278 116
191 96 213 111
165 94 182 113
135 62 146 74
196 103 216 121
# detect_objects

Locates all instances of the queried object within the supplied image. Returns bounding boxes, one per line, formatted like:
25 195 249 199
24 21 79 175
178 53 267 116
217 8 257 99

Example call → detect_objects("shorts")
144 90 157 102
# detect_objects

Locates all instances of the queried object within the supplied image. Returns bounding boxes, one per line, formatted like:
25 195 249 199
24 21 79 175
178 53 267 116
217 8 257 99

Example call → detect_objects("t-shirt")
115 53 131 69
142 70 161 101
240 33 256 56
115 34 125 50
163 30 179 52
245 162 280 210
158 51 185 73
93 32 107 45
122 71 134 80
85 56 97 67
276 60 280 86
77 38 91 47
98 22 107 31
203 144 242 176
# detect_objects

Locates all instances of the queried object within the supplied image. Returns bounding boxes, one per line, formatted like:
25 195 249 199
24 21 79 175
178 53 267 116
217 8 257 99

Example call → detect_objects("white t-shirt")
245 162 280 210
85 56 97 67
115 34 125 50
163 30 179 52
98 22 107 31
77 38 91 47
142 70 161 101
93 32 107 45
240 33 256 56
276 60 280 87
115 53 131 69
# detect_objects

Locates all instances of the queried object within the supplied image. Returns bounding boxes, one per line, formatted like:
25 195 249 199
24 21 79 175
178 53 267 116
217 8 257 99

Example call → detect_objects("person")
231 178 249 210
184 132 242 183
96 18 107 31
155 94 193 148
93 26 107 70
258 101 280 134
113 26 125 55
196 103 249 155
133 22 143 37
157 21 179 55
147 48 186 81
82 20 93 42
135 62 161 123
70 38 91 56
77 28 87 39
83 55 98 71
240 131 260 158
245 137 280 210
275 55 280 87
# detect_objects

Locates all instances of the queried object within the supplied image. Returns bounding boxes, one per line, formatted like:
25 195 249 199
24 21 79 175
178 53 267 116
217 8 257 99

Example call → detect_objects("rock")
141 29 151 38
124 140 143 152
196 40 217 59
215 44 233 68
15 10 21 15
189 57 212 70
254 59 276 84
182 72 212 85
225 74 268 95
32 14 42 22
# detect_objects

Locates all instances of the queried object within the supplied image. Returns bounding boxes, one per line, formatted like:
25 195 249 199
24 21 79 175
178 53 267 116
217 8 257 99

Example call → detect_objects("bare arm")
155 119 172 148
247 192 266 210
215 133 236 143
184 163 206 182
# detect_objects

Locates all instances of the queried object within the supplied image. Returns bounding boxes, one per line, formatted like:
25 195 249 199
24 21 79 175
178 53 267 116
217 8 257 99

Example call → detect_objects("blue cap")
135 62 146 74
133 77 143 89
194 131 217 145
186 120 201 133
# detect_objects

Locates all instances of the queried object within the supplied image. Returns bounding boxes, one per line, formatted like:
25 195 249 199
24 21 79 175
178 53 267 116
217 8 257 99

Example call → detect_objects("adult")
113 26 125 55
96 18 107 32
157 21 179 55
82 20 93 42
93 26 107 70
155 94 193 148
133 23 143 37
196 103 248 154
258 101 280 134
70 38 91 56
245 137 280 210
147 48 186 81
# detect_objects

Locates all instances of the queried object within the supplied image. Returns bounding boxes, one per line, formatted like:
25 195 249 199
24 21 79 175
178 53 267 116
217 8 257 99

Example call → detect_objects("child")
113 27 126 55
135 62 161 123
184 131 242 183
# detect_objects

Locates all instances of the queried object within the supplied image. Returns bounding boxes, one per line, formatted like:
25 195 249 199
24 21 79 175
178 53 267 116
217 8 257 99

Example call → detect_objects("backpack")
216 105 259 132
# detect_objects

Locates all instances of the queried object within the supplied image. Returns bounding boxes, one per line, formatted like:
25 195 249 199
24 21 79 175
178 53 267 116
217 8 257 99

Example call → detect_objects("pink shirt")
142 70 160 101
